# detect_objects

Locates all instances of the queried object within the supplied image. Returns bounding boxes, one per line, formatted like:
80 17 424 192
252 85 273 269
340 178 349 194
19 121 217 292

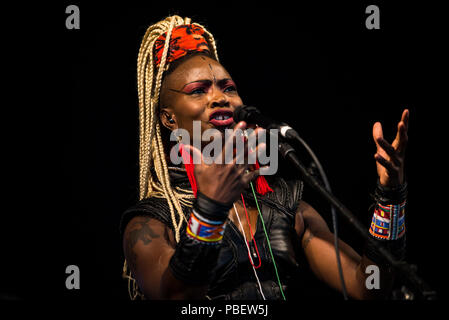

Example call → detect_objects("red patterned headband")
154 24 211 68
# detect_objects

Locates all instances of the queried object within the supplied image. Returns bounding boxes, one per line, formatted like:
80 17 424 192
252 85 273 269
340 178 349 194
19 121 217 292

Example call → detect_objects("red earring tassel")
253 162 273 196
179 144 198 197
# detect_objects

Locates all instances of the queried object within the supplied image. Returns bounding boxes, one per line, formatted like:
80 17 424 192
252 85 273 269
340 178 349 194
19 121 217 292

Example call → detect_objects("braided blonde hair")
123 15 219 300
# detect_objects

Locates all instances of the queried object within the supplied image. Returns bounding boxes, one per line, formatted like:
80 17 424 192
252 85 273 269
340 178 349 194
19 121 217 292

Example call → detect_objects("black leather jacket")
120 169 305 300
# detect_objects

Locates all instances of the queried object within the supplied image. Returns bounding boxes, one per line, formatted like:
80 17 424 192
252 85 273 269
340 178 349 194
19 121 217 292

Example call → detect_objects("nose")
210 85 229 108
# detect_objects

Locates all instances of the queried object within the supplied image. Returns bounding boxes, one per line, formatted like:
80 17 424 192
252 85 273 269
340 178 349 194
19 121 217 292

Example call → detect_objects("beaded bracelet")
186 209 227 244
369 200 406 240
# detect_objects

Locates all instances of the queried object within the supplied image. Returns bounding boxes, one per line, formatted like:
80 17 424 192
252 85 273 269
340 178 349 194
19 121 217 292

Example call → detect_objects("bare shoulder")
123 216 176 272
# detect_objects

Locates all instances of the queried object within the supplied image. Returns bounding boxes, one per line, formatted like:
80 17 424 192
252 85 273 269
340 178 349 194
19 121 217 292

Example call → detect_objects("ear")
160 108 178 131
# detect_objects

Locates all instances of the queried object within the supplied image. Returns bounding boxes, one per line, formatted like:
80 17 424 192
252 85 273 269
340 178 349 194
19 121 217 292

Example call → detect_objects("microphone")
233 105 300 140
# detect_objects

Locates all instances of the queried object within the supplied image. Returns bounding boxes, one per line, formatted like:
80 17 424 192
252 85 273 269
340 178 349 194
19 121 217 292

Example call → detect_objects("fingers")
241 169 260 187
234 134 266 172
223 121 247 155
373 109 410 157
394 109 409 155
401 109 410 131
372 122 384 148
238 141 266 174
374 153 399 178
376 138 402 167
372 109 409 186
234 127 265 166
184 121 264 168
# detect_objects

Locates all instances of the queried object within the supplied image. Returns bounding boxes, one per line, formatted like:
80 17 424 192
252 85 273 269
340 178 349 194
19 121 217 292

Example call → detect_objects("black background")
2 0 448 308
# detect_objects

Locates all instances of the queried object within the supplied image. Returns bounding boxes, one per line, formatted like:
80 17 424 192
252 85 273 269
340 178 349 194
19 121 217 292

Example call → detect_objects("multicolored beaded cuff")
186 209 227 244
369 201 406 240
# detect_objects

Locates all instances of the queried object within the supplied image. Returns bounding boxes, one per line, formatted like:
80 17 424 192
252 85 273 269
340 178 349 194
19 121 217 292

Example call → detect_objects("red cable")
240 193 262 269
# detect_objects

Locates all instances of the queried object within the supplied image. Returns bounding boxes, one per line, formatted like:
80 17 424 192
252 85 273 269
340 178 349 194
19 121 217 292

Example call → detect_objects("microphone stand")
278 140 437 300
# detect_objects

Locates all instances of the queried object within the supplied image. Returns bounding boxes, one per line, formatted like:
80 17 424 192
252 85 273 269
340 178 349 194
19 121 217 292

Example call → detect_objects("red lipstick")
209 109 234 127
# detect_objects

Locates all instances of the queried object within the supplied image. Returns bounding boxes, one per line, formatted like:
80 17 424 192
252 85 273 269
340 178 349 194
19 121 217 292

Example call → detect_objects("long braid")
193 22 219 62
125 15 219 299
137 33 156 199
148 16 185 239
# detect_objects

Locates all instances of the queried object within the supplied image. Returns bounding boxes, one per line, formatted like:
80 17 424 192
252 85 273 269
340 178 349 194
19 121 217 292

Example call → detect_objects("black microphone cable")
291 134 348 300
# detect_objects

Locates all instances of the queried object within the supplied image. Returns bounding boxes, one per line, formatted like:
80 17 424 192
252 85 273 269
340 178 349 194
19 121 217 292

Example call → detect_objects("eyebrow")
180 78 234 90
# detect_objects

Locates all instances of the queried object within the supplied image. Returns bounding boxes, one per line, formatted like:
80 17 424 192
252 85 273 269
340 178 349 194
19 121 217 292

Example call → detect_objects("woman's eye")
223 85 237 92
189 87 207 94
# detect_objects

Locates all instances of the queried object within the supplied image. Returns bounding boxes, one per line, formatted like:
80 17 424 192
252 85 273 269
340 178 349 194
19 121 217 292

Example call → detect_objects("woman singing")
120 15 410 300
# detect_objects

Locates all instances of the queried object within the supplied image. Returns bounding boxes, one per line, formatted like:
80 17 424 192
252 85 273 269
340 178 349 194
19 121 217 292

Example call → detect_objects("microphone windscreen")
233 105 260 123
232 105 246 123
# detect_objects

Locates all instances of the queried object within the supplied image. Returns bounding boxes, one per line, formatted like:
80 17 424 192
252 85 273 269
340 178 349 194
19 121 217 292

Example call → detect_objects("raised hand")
183 121 266 204
372 109 409 187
